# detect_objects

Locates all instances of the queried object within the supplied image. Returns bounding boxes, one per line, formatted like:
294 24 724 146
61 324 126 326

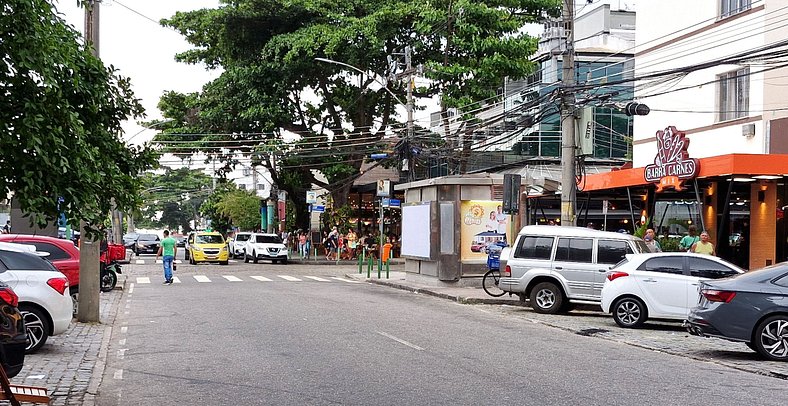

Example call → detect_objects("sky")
54 0 222 145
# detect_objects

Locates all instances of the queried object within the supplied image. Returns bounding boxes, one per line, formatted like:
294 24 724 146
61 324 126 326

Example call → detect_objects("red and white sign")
644 126 699 192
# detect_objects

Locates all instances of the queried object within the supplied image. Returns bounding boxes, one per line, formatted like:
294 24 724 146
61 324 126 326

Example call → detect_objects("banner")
459 201 512 261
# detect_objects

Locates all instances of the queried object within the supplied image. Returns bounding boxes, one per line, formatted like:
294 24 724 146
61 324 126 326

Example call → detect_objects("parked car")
122 233 139 249
686 262 788 361
0 235 80 312
185 232 229 265
133 234 160 255
244 233 289 264
601 253 744 328
228 232 252 259
174 235 186 248
0 246 72 353
498 226 649 314
0 282 26 378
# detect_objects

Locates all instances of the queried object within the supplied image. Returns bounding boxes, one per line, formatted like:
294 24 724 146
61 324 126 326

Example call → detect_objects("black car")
687 262 788 361
122 233 139 249
0 282 26 378
133 234 160 255
174 236 186 248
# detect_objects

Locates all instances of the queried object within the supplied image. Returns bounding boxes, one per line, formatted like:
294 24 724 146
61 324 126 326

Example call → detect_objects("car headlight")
221 246 227 251
192 246 203 252
137 243 144 248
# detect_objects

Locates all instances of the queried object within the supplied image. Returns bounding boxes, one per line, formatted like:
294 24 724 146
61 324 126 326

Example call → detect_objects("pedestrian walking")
2 220 9 234
644 228 662 253
156 230 177 285
690 231 716 255
298 232 307 259
679 225 700 252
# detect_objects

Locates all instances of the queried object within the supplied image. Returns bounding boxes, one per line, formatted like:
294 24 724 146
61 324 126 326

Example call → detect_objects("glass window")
688 258 739 279
196 235 224 244
598 240 633 265
720 0 751 18
774 273 788 288
234 234 251 242
138 234 159 241
255 235 282 244
718 67 749 122
0 251 55 271
514 236 554 260
28 242 70 261
641 257 685 275
554 238 593 263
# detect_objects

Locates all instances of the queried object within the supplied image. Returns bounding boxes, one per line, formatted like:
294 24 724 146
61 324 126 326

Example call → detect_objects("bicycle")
482 268 505 297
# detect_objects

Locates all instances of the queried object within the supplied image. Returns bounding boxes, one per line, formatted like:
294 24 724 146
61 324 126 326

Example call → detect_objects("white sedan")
0 245 73 353
601 253 744 328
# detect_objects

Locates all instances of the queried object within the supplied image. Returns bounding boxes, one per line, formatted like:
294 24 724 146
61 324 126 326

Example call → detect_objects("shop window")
773 273 788 288
640 256 685 275
598 239 633 265
514 236 554 260
688 258 739 279
720 0 751 19
555 238 593 263
717 67 749 122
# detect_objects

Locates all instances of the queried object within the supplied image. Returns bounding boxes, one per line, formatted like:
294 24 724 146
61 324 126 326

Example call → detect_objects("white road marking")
135 260 144 265
25 375 45 380
136 277 150 284
155 260 162 264
119 338 126 346
114 369 123 380
194 275 211 283
278 275 302 282
172 277 181 284
129 283 135 294
377 331 425 351
250 276 272 282
117 349 127 359
223 275 242 282
304 276 330 282
331 277 361 284
174 260 182 264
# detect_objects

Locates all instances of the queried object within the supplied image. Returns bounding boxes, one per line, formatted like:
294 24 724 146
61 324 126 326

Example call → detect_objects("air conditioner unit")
742 123 755 138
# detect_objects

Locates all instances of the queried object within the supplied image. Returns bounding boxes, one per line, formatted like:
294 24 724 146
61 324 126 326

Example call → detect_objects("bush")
658 237 682 252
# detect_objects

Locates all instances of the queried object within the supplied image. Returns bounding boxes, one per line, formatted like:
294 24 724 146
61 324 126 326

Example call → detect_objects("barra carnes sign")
644 126 699 192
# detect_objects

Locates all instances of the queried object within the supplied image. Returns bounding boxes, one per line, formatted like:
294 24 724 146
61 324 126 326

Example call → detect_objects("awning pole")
693 179 706 232
626 187 637 234
582 192 591 226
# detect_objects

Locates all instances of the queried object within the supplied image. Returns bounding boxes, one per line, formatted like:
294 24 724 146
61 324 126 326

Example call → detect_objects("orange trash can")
382 242 393 262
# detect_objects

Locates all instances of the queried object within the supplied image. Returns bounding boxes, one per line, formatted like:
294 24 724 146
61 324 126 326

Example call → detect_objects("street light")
314 58 407 106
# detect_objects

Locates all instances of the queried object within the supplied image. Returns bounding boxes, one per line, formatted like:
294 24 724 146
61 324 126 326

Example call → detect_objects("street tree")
216 190 261 231
158 0 558 229
0 0 156 233
137 168 214 232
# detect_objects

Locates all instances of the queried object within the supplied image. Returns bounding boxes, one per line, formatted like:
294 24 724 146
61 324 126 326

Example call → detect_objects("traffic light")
625 102 650 116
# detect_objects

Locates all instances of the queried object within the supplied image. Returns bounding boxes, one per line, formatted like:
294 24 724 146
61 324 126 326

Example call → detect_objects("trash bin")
382 242 393 262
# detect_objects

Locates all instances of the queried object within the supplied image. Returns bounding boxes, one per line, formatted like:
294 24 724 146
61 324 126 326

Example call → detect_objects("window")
234 234 251 242
554 238 593 263
688 258 739 279
514 236 554 260
138 234 159 241
255 235 282 244
196 235 224 244
256 184 266 191
242 168 252 176
718 67 749 122
28 242 70 261
641 257 685 275
720 0 751 18
774 273 788 288
598 240 633 265
238 184 247 190
0 251 55 271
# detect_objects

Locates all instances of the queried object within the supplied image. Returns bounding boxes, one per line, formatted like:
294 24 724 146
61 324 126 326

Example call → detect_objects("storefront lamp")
733 177 756 182
753 175 782 180
758 190 766 203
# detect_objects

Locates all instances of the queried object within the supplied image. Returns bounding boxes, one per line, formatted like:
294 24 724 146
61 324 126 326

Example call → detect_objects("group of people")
643 224 716 255
292 227 396 261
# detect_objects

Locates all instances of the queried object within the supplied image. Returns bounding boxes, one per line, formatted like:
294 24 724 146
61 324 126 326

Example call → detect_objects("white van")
499 226 649 314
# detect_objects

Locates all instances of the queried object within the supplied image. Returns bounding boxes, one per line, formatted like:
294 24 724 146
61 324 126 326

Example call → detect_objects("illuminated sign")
644 126 699 192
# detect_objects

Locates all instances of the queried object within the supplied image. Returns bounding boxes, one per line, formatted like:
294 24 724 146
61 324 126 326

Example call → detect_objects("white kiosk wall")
401 203 431 258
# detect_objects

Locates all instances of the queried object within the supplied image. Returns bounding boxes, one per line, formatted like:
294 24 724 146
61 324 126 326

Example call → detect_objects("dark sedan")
0 282 26 378
686 263 788 361
133 234 160 255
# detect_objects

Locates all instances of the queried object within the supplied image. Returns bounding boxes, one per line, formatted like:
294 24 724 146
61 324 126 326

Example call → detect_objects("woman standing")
690 231 716 255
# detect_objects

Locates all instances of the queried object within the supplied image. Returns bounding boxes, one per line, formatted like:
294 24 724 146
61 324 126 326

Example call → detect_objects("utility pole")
560 0 577 227
78 0 101 323
405 46 415 182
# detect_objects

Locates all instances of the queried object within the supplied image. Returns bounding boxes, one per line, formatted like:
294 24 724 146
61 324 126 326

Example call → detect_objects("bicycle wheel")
482 269 505 297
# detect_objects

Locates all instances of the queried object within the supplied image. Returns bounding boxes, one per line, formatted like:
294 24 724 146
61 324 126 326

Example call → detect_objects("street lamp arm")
314 57 407 106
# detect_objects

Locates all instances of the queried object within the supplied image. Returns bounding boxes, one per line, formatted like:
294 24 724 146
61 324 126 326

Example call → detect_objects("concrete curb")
348 274 522 305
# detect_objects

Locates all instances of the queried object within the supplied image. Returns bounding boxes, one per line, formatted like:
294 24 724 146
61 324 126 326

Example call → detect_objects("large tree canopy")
0 0 156 232
137 168 213 232
157 0 558 229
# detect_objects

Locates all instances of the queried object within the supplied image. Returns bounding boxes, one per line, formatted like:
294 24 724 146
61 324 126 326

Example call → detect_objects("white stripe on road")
304 276 330 282
222 275 242 282
278 275 301 282
330 277 361 284
155 260 162 264
172 277 181 284
250 276 272 282
377 331 425 351
117 349 127 359
135 260 144 265
120 327 128 334
129 284 134 294
114 369 123 380
175 260 182 264
136 277 150 284
194 275 211 283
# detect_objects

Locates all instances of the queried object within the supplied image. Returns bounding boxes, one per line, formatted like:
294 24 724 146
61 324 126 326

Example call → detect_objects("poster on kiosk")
459 201 512 261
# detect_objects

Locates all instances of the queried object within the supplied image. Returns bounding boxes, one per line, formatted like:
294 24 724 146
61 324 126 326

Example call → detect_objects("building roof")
353 161 399 187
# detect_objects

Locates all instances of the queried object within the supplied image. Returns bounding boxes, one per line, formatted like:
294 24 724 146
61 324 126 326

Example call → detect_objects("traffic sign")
311 205 325 213
306 191 317 204
389 199 401 207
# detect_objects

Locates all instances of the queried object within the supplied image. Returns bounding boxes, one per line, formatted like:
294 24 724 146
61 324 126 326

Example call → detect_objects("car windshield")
138 234 159 241
235 234 251 242
255 235 282 244
196 235 224 244
633 240 650 253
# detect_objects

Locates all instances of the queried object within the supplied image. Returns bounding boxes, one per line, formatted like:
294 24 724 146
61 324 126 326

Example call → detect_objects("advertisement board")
459 201 512 261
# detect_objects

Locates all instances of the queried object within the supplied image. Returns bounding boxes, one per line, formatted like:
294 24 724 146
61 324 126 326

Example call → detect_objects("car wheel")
253 251 259 264
244 251 250 263
272 259 278 264
20 305 50 354
189 255 196 265
753 315 788 361
70 286 79 317
184 250 190 261
612 297 648 328
220 261 228 265
529 282 563 314
280 259 288 265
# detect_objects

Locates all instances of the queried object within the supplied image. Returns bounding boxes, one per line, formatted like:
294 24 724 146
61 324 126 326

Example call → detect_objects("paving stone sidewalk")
9 287 124 405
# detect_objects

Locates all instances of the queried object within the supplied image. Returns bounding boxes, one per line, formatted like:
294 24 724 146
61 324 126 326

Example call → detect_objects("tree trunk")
331 182 352 209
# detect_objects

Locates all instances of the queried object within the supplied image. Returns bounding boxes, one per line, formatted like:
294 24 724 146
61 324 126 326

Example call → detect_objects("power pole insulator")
625 102 650 116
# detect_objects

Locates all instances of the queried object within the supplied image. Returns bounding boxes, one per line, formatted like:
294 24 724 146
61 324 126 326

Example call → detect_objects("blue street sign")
381 198 390 207
312 205 325 213
389 199 401 207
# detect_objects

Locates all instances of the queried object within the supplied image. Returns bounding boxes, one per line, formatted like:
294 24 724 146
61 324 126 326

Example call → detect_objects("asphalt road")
98 261 788 405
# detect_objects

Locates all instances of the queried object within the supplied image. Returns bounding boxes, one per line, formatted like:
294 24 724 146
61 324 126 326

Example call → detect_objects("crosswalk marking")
278 275 302 282
222 275 242 282
136 277 151 284
172 277 181 284
250 276 272 282
194 275 211 283
331 277 361 284
304 276 330 282
135 260 145 265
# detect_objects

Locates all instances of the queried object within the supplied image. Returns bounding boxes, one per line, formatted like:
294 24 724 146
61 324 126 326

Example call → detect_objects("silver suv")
499 226 649 314
228 232 252 259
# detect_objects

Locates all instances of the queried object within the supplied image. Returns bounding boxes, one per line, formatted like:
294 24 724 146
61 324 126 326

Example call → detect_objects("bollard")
367 256 372 278
358 251 364 273
385 259 390 279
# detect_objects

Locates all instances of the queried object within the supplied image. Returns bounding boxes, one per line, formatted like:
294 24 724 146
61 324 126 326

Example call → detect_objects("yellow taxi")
185 231 229 265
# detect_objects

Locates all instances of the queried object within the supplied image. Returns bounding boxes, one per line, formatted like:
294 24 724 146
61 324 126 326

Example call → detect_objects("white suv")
243 233 289 264
228 232 252 259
